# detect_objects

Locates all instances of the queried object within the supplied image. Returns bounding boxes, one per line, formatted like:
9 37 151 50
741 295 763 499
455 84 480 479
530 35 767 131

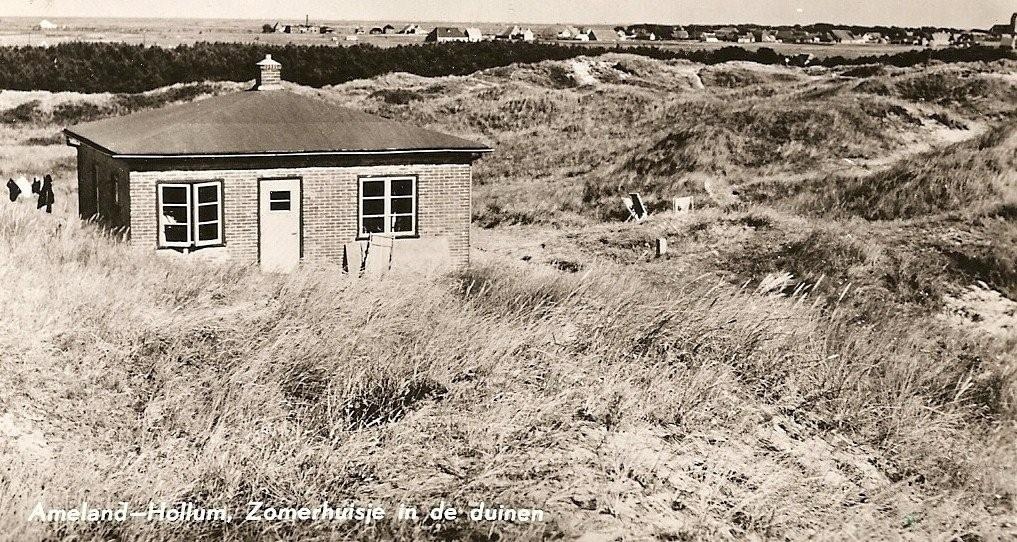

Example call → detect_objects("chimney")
255 54 282 90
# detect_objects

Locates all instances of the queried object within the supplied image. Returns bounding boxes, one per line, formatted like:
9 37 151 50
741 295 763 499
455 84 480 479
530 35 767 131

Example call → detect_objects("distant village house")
276 16 322 35
830 29 867 44
633 28 656 41
539 25 576 40
991 13 1017 49
496 26 534 42
464 28 483 42
714 26 739 41
426 27 469 43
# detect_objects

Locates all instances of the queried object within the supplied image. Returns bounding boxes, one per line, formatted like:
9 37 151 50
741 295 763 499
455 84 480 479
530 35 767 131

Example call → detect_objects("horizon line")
0 14 994 31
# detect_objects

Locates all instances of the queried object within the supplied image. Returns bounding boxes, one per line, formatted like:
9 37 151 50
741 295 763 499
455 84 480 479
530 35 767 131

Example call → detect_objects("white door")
259 178 301 272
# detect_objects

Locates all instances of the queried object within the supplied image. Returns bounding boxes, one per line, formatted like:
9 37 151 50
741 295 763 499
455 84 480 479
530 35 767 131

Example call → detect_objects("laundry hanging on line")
6 178 21 202
5 174 56 212
37 175 55 213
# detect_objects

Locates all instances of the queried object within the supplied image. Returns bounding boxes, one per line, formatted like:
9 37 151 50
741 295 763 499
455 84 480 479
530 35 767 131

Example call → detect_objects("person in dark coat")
6 178 20 202
37 175 55 213
31 177 41 195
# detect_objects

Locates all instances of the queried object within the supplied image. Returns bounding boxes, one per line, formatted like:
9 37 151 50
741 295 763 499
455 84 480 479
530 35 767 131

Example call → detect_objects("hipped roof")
65 89 490 157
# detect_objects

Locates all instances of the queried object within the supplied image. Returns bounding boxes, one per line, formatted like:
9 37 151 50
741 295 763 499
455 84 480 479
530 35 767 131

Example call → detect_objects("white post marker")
674 196 694 213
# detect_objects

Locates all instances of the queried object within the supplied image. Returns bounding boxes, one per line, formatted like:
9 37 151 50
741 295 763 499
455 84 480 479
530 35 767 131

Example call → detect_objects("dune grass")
1 54 1015 540
0 199 1013 540
315 54 1015 226
789 123 1017 221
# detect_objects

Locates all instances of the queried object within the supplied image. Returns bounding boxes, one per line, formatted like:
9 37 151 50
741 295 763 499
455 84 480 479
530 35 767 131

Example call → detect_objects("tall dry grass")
0 54 1014 540
0 199 1013 540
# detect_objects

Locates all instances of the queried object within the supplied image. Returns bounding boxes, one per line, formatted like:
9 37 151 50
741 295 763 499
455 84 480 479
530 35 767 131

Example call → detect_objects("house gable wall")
128 163 472 268
76 144 131 228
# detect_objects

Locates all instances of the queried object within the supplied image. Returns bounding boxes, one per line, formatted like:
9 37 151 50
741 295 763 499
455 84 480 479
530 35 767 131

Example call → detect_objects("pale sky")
2 0 1014 28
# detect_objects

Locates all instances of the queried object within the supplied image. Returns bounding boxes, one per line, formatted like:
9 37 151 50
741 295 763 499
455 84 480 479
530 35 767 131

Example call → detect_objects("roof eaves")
62 128 118 156
107 147 494 159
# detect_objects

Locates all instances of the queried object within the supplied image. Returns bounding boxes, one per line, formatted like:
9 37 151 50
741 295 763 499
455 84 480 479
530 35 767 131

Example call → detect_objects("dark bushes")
0 100 45 124
370 88 422 105
21 133 65 145
51 102 106 124
822 45 1012 68
0 41 1010 94
0 41 598 93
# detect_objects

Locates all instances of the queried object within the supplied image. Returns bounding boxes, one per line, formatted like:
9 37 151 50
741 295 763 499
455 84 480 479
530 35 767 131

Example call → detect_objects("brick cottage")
63 55 490 272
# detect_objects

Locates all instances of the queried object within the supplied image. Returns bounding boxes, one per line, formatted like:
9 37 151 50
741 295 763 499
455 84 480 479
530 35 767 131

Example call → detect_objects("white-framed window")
358 176 416 238
157 181 223 249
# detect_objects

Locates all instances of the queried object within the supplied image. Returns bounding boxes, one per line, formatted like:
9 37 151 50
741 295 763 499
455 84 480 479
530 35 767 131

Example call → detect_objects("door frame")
257 176 304 265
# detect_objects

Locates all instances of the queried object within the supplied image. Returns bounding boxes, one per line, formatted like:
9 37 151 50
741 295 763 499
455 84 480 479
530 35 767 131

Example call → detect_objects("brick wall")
76 145 131 228
129 163 472 268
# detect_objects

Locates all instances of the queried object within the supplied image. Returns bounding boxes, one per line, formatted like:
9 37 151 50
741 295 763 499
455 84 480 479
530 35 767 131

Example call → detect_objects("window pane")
197 204 219 222
393 215 414 233
164 225 188 243
391 197 412 214
391 179 413 196
197 185 218 203
269 190 290 202
270 200 290 211
161 186 188 205
197 223 220 242
162 205 189 224
362 181 384 197
362 199 384 216
362 217 384 234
